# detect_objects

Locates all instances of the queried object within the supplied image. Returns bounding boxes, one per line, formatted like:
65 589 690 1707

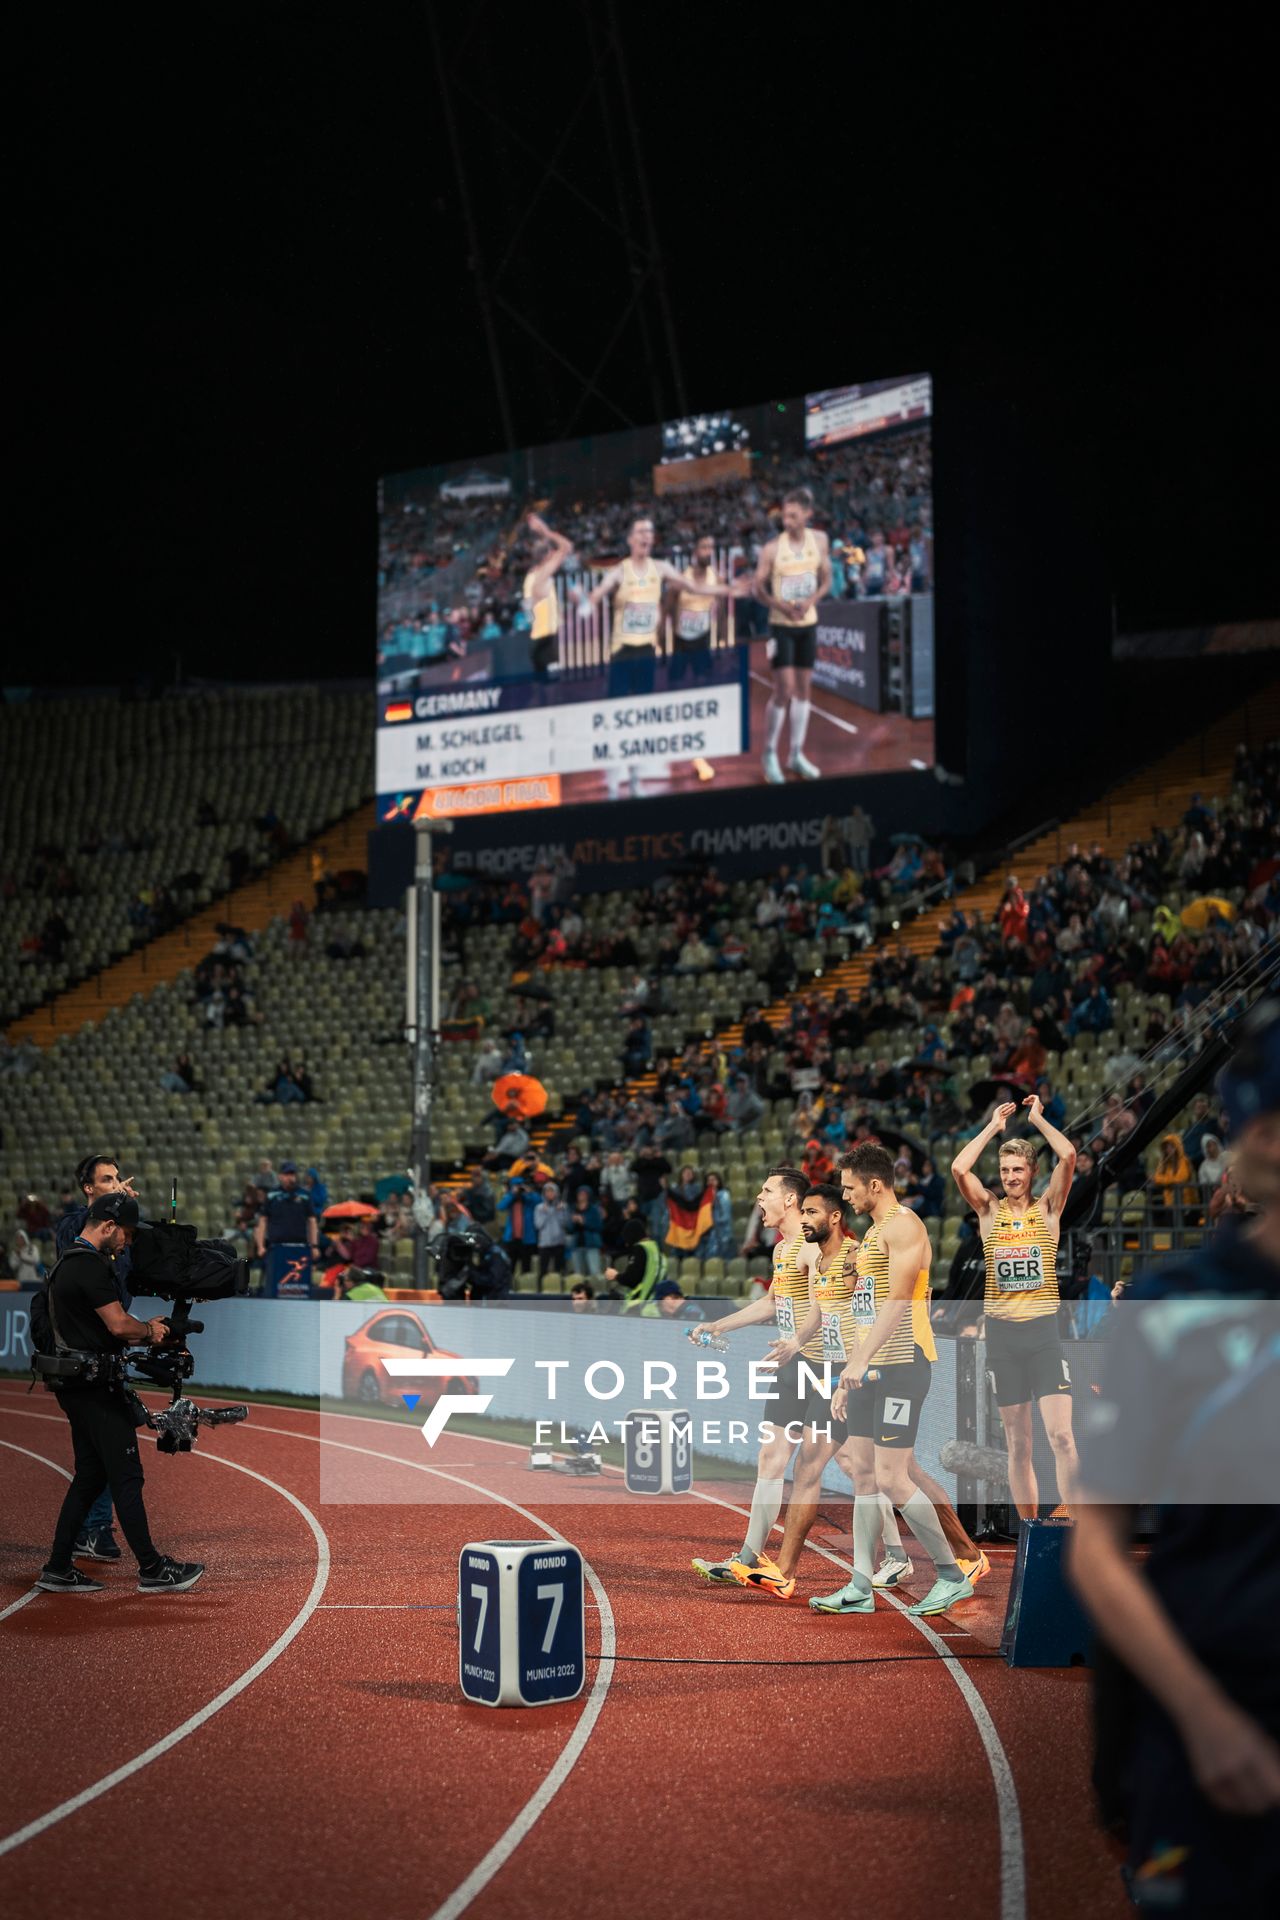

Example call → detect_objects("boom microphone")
939 1439 1012 1482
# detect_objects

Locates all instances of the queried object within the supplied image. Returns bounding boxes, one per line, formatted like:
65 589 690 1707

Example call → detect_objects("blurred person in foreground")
1070 1000 1280 1915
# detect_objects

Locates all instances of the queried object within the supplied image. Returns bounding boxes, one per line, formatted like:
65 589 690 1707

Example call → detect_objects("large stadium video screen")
376 372 934 823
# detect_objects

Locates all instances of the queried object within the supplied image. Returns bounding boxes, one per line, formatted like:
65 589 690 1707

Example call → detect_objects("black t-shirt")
261 1187 315 1244
48 1245 126 1354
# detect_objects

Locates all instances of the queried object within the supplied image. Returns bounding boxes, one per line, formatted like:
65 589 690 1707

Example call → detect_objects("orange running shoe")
956 1549 991 1585
729 1553 796 1600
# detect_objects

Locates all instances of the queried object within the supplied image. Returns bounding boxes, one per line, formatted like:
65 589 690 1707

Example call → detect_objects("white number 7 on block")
470 1583 489 1653
537 1581 564 1654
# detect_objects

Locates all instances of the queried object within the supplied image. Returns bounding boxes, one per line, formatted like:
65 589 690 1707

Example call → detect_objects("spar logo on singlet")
994 1229 1046 1293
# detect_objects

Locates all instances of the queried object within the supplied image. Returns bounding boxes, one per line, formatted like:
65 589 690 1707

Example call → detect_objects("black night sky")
11 4 1274 690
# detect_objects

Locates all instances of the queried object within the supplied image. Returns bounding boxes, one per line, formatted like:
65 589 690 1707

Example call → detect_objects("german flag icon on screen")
384 701 413 723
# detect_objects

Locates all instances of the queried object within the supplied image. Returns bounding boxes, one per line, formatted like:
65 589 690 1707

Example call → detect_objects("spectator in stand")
698 1171 735 1258
727 1072 765 1132
531 1181 570 1283
904 1157 945 1219
1033 1076 1067 1128
1207 1157 1254 1227
462 1168 496 1224
1069 979 1114 1037
640 1277 704 1322
599 1150 634 1206
497 1173 540 1275
1152 1133 1198 1222
159 1052 199 1095
18 1191 52 1241
288 899 309 954
801 1138 834 1185
999 876 1029 944
1100 1093 1138 1149
12 1229 45 1287
1181 1093 1217 1164
1197 1134 1228 1198
1006 1025 1048 1086
568 1186 604 1277
569 1282 597 1313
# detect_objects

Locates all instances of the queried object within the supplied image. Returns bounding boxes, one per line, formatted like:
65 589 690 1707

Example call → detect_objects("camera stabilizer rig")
127 1291 249 1453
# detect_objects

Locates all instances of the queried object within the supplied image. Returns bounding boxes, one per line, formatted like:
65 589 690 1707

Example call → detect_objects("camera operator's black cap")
87 1192 140 1229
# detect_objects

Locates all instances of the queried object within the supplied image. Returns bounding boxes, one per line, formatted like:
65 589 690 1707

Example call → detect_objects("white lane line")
0 1434 330 1859
749 669 862 737
236 1419 617 1920
0 1438 71 1623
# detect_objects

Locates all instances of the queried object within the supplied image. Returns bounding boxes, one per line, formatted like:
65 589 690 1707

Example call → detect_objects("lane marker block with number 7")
457 1541 585 1707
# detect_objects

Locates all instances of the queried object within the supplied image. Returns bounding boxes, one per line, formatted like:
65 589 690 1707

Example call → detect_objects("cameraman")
52 1150 137 1561
37 1193 205 1596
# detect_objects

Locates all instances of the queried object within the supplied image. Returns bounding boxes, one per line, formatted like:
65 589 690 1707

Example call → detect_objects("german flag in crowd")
665 1186 714 1253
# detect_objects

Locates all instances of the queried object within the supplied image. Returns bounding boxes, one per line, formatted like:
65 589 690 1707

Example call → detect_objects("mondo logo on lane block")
381 1356 514 1444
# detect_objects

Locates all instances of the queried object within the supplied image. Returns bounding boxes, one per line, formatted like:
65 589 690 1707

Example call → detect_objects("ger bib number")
621 601 657 635
821 1311 846 1361
678 609 710 640
780 570 815 602
774 1294 797 1339
994 1241 1046 1293
850 1273 876 1327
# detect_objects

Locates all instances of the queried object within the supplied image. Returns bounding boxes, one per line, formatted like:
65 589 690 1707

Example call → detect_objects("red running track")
0 1385 1128 1920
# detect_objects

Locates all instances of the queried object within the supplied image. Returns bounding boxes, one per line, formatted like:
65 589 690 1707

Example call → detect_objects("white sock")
901 1488 961 1581
852 1492 882 1584
789 697 811 755
764 699 786 754
742 1477 786 1561
878 1493 904 1553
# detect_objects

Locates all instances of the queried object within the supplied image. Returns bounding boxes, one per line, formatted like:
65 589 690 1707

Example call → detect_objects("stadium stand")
3 684 1277 1303
0 688 371 1029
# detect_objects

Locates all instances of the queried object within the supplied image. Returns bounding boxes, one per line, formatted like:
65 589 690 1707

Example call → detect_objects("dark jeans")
48 1386 159 1573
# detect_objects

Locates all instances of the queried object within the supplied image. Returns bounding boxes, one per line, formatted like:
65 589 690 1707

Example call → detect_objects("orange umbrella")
492 1073 548 1119
322 1200 380 1220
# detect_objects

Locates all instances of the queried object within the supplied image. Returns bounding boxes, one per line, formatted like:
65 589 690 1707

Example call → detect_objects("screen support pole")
407 817 452 1290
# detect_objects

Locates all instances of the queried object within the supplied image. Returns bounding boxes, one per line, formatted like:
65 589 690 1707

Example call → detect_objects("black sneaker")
138 1557 205 1594
37 1565 106 1594
74 1526 123 1562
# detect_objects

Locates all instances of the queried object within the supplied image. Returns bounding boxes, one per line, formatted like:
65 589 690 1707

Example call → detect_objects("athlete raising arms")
688 1166 819 1589
522 511 573 677
753 486 831 785
950 1094 1080 1519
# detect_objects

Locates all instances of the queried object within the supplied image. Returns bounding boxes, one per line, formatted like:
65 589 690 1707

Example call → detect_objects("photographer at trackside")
37 1193 205 1596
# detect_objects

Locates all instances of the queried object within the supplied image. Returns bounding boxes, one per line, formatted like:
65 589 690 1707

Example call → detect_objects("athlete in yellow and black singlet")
522 565 560 674
764 1229 828 1432
520 511 572 677
842 1203 935 1449
950 1097 1080 1517
982 1194 1071 1406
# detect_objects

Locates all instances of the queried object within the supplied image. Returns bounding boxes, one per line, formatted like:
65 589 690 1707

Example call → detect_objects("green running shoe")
907 1572 975 1616
808 1581 875 1614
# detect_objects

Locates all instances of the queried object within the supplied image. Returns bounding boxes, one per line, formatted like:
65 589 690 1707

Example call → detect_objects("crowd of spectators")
423 739 1279 1291
378 428 933 664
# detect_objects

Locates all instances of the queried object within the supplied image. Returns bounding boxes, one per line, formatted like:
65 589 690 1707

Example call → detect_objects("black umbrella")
967 1075 1026 1119
868 1126 928 1169
510 980 555 1002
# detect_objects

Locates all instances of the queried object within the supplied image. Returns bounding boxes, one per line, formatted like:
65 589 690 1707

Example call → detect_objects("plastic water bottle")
692 1326 729 1353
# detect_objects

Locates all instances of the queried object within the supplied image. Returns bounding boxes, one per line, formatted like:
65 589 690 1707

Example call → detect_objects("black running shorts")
759 1358 832 1439
839 1347 932 1450
985 1314 1071 1407
768 623 817 670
